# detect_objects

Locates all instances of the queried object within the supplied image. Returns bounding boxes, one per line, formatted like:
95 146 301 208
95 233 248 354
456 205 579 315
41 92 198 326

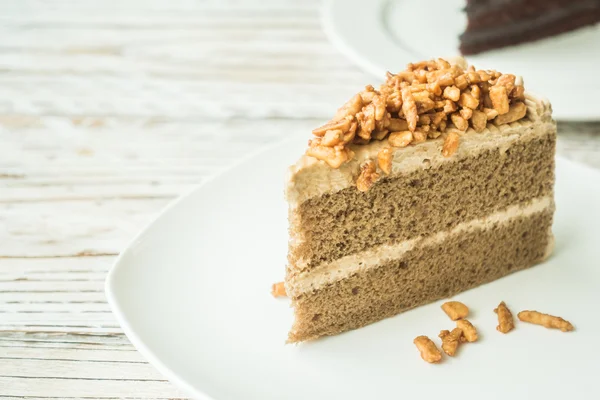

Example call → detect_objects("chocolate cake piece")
460 0 600 55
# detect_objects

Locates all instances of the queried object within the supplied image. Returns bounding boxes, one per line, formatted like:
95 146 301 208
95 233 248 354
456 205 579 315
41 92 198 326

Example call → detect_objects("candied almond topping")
441 301 469 321
442 130 460 157
456 319 478 342
306 58 527 169
439 328 463 356
517 310 574 332
271 282 287 298
377 147 393 175
494 301 515 334
356 160 380 192
413 335 442 363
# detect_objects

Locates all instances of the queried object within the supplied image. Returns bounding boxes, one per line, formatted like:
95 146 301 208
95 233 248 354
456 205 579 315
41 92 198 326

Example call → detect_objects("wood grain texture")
1 0 599 398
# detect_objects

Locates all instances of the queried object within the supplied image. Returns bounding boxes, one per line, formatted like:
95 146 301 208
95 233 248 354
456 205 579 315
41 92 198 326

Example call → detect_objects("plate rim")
320 0 390 79
104 138 296 400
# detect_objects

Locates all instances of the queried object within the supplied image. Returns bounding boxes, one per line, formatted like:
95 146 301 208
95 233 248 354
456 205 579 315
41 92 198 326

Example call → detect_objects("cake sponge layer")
288 208 553 343
288 131 555 276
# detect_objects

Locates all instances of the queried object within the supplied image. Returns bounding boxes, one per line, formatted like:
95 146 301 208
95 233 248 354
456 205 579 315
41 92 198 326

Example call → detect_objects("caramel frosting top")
285 93 553 207
304 57 530 171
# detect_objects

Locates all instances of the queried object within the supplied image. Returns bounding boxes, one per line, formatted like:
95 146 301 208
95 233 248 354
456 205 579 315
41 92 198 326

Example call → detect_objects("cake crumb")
413 335 442 363
271 282 287 298
439 327 463 356
441 301 469 320
494 301 515 333
456 319 478 342
517 310 574 332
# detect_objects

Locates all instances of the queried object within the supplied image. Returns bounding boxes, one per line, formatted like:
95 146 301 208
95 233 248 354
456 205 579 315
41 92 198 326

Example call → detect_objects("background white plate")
322 0 600 121
106 134 600 399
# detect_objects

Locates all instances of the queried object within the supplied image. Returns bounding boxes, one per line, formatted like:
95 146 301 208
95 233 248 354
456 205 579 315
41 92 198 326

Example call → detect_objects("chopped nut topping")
471 110 488 132
494 102 527 125
489 85 510 115
332 94 362 122
414 335 443 363
441 301 469 320
451 113 468 131
356 104 376 140
466 71 481 84
470 84 481 100
388 131 413 148
456 319 478 342
401 87 418 132
307 58 528 170
443 99 458 114
412 129 428 144
306 142 354 168
321 129 343 147
511 85 525 101
458 92 479 109
377 147 393 175
371 129 389 140
494 301 515 333
356 160 380 192
439 327 463 356
459 107 473 121
359 84 376 103
518 310 574 332
483 107 499 120
427 81 442 96
478 70 491 81
442 131 460 157
271 282 286 298
455 74 469 90
443 85 460 102
312 116 353 137
388 117 409 131
496 74 516 94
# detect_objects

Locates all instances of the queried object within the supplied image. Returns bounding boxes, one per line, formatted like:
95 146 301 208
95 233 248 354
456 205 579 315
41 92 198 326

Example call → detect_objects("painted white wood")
0 358 166 380
1 199 169 257
0 331 133 348
0 377 186 398
0 345 146 362
0 0 599 398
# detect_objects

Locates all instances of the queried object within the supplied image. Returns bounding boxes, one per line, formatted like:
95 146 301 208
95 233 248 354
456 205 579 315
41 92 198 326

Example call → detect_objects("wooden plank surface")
1 0 599 398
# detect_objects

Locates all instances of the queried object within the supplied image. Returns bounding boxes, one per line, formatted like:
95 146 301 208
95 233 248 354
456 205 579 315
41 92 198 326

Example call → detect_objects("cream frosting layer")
286 196 554 297
285 93 554 207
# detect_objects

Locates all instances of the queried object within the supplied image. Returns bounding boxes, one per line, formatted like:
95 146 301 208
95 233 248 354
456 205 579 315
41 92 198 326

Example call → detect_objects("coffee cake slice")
283 58 555 342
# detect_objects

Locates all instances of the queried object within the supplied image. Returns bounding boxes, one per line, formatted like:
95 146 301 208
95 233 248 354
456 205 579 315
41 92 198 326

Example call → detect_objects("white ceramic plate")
106 134 600 399
322 0 600 121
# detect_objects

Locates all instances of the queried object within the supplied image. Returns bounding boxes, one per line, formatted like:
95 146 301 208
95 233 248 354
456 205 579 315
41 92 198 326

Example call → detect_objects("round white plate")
106 135 600 399
322 0 600 121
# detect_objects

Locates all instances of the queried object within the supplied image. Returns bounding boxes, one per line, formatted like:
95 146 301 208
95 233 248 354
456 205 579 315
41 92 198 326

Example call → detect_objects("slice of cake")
460 0 600 54
284 58 556 343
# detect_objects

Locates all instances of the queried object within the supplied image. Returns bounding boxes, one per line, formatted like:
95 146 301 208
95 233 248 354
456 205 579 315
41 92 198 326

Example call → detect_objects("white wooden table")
1 1 599 398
